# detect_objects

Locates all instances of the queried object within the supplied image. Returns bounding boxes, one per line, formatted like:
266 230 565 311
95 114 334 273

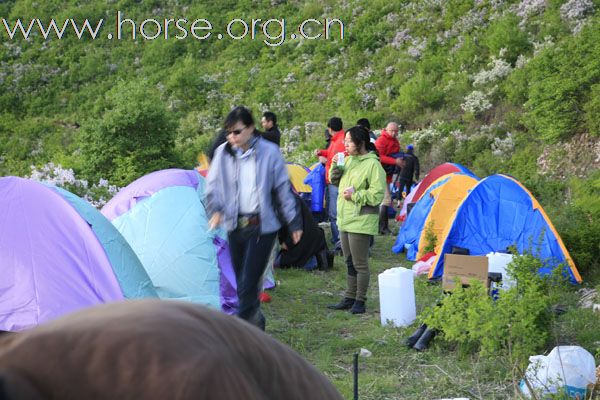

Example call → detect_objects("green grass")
263 233 522 399
263 227 600 399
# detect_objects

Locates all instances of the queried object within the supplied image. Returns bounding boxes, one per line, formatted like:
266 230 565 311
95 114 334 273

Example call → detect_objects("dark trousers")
398 178 413 196
327 184 340 246
228 225 277 329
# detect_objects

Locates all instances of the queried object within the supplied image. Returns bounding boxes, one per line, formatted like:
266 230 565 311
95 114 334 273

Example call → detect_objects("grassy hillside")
1 1 598 272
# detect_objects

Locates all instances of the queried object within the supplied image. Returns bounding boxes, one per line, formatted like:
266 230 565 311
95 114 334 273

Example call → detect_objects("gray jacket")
206 135 300 234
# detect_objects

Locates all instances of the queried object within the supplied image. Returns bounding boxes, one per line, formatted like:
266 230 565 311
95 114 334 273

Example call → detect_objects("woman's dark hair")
224 106 255 131
356 118 371 131
346 126 377 155
262 111 277 125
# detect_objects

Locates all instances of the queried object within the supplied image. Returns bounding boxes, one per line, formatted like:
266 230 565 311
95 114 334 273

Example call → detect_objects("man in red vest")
314 117 345 251
374 122 403 234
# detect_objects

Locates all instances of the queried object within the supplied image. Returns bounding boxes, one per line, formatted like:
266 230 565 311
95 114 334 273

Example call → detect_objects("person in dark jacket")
0 300 344 400
276 193 332 270
357 118 377 143
398 144 420 196
261 111 281 146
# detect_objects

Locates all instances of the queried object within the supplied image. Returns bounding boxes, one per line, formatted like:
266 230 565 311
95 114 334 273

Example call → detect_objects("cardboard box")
442 254 489 290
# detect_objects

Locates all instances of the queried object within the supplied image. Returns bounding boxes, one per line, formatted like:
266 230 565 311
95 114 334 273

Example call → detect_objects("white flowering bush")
411 122 447 150
515 0 546 25
391 29 412 48
461 90 493 114
560 0 594 33
356 66 374 80
473 56 513 86
29 163 120 209
491 132 515 158
407 37 427 59
560 0 594 21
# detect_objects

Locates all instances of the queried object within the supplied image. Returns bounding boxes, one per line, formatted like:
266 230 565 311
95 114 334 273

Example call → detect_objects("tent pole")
353 352 359 400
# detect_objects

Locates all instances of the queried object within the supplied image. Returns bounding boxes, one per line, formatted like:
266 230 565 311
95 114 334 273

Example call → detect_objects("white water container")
378 267 416 327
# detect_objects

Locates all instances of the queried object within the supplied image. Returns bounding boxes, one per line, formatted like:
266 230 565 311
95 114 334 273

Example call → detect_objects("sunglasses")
227 127 246 136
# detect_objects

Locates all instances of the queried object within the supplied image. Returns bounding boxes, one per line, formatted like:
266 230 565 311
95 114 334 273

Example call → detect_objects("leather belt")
237 214 260 229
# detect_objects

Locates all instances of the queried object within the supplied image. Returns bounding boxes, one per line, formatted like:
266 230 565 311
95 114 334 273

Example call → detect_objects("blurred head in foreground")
0 300 343 400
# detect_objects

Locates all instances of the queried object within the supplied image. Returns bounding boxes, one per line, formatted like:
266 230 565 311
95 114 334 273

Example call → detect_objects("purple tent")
0 177 156 332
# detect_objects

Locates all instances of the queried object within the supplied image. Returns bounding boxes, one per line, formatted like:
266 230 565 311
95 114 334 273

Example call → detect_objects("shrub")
79 80 179 186
583 82 600 137
481 14 531 64
423 253 556 366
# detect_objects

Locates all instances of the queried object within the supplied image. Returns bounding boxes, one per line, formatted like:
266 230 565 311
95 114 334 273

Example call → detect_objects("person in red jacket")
374 122 403 234
314 117 345 251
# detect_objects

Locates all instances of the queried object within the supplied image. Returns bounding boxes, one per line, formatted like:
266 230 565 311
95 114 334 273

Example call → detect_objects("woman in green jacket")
327 126 387 314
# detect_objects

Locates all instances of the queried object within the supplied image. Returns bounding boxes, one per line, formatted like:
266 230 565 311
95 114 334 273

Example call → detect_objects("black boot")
316 248 331 271
350 300 366 314
413 328 436 351
327 250 335 270
327 297 354 310
405 323 427 348
379 206 391 235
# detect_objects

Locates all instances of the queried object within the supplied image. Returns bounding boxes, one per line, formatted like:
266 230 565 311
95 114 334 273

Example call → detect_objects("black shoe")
327 250 335 269
405 324 427 348
327 297 355 310
413 328 436 351
350 300 366 314
378 206 390 235
316 249 330 271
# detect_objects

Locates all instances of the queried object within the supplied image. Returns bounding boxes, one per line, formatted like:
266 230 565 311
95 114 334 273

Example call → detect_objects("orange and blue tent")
411 162 476 204
428 174 581 283
392 173 479 261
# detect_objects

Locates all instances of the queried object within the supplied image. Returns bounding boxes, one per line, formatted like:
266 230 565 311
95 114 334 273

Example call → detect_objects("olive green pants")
340 231 372 302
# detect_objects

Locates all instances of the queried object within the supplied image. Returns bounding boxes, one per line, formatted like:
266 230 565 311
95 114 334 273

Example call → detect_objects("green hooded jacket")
330 152 387 236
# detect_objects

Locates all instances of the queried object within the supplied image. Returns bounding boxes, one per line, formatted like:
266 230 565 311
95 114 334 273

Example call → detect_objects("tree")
79 79 179 186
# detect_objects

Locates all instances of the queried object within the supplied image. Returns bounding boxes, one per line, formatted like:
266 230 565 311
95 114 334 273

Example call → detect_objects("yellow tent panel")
418 174 478 260
286 163 312 193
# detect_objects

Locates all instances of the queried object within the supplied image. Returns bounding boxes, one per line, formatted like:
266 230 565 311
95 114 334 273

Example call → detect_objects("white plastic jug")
487 252 515 290
378 267 416 327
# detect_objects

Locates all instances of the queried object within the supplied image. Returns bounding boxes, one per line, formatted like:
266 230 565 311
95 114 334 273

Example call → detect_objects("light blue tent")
101 169 228 308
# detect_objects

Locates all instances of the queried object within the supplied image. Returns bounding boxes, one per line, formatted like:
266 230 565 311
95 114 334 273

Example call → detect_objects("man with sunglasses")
205 106 302 331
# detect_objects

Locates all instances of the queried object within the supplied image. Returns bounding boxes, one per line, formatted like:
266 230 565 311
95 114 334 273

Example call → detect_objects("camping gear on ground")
277 193 330 270
412 252 436 275
405 323 428 348
101 169 237 312
413 327 437 351
428 174 581 284
520 346 597 398
378 267 416 327
0 177 157 332
487 252 515 290
442 255 489 291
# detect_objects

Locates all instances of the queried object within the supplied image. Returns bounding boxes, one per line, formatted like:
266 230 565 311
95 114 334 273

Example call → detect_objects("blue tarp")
304 163 326 213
